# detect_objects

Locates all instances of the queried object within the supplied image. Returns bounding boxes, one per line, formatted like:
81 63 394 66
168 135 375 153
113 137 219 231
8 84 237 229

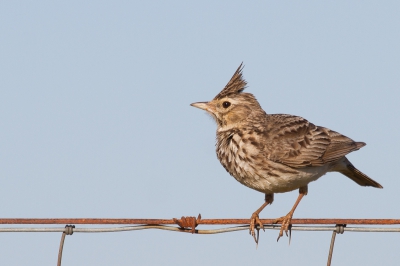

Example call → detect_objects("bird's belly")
216 133 329 194
222 157 329 194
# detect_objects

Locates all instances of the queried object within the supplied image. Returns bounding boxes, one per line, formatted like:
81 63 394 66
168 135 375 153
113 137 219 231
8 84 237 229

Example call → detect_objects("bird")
190 63 383 243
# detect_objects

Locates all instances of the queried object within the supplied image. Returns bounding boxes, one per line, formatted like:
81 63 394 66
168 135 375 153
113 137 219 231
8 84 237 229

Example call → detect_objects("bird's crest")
214 63 247 100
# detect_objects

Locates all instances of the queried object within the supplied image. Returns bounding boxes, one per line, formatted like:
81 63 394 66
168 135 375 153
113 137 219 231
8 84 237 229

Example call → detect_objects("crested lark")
191 63 383 243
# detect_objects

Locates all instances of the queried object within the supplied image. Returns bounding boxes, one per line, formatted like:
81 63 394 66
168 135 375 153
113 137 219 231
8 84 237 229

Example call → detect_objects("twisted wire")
1 223 399 266
1 224 400 234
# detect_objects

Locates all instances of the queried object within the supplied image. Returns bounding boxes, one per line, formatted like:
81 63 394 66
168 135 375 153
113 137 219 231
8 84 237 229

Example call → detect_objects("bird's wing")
264 114 364 168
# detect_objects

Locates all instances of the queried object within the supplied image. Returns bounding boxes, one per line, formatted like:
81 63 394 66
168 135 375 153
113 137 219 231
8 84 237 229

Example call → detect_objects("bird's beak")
190 101 215 114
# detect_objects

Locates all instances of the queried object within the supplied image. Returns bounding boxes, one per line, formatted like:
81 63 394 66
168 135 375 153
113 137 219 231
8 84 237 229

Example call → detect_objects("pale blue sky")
1 1 399 265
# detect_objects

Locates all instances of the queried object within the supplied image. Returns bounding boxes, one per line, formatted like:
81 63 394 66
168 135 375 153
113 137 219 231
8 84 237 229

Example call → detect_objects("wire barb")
173 214 201 233
0 218 399 266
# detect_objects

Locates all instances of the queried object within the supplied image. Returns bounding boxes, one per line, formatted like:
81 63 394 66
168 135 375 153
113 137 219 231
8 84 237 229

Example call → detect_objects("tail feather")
337 157 383 188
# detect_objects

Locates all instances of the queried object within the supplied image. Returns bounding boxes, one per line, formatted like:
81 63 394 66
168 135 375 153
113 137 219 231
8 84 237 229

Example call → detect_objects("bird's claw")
249 212 264 244
273 214 293 243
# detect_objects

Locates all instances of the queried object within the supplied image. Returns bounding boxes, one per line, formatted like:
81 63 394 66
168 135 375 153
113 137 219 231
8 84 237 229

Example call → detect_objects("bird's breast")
216 131 327 193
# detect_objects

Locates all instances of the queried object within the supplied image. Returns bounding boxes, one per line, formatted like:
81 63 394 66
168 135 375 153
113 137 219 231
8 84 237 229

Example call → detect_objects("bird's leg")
249 193 274 243
274 186 308 242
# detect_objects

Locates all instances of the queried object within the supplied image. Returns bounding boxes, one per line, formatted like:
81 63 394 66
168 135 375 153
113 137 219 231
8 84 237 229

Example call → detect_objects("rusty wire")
1 225 251 234
1 218 399 266
1 218 399 225
1 224 400 234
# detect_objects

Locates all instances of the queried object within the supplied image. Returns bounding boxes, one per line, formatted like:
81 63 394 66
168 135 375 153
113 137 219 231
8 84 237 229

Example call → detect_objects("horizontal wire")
1 225 400 234
1 218 400 225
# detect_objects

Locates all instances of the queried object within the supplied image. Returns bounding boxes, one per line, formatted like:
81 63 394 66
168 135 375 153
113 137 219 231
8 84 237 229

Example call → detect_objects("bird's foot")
249 212 264 244
273 213 293 243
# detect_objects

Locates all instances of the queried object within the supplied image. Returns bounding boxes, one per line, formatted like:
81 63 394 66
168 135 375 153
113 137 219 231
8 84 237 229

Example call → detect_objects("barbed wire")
1 224 400 233
1 218 399 225
1 218 399 266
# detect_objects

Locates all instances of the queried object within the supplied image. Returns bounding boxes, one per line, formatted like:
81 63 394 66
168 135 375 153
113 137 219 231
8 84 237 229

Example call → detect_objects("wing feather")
263 114 363 168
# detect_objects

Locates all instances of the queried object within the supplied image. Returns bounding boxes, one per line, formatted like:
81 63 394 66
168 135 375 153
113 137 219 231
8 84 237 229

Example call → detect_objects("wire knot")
64 225 75 235
335 224 346 234
173 214 201 234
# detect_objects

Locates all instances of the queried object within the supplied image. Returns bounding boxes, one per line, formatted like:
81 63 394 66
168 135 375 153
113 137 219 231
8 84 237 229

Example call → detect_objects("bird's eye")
222 101 231 108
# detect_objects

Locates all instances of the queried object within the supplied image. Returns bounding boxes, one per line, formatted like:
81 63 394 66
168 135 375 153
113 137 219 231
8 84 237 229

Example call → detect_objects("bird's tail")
336 157 383 188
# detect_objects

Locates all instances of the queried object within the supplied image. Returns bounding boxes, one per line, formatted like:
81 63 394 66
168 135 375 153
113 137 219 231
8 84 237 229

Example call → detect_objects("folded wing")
264 114 364 168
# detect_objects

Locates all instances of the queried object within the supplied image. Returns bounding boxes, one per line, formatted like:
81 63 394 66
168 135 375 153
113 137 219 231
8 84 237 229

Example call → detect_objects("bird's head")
191 63 262 129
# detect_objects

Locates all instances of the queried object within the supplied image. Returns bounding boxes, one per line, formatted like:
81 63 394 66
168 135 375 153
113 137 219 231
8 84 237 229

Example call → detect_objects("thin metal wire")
57 232 66 266
327 225 345 266
0 218 398 266
327 231 336 266
1 222 399 266
1 218 400 225
1 225 400 234
57 225 74 266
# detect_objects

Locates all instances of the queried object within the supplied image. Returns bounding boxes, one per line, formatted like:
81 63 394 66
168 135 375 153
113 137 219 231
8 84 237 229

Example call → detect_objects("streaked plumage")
191 63 382 243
